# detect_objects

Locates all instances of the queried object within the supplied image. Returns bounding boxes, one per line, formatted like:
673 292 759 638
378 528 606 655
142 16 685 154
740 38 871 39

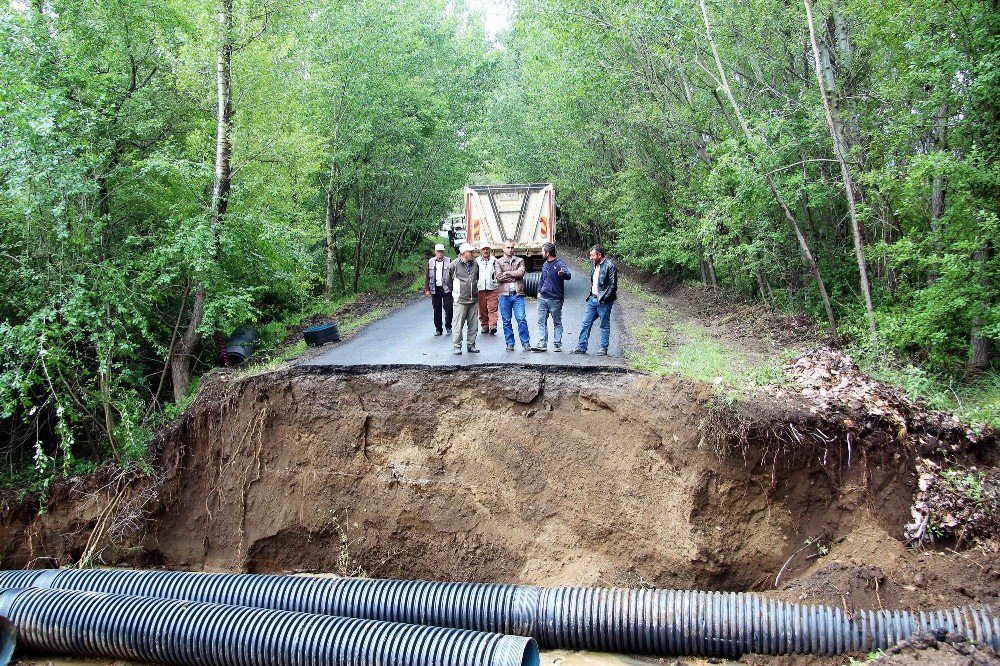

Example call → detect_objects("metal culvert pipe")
2 569 997 657
0 587 539 666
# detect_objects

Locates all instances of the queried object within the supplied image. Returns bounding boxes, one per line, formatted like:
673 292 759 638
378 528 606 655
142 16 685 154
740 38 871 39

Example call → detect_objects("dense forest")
1 0 997 485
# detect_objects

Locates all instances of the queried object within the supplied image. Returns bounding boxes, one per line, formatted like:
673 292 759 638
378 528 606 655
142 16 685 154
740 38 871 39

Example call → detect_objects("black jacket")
587 257 618 304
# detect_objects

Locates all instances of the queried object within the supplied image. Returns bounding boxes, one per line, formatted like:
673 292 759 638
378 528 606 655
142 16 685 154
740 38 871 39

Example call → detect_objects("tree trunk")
324 163 343 302
756 268 769 304
171 284 206 401
170 0 233 403
804 0 876 335
699 0 837 331
969 245 992 371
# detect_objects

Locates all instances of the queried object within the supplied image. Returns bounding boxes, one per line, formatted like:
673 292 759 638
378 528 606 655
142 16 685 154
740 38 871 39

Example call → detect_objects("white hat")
434 243 446 252
480 240 492 249
459 242 474 253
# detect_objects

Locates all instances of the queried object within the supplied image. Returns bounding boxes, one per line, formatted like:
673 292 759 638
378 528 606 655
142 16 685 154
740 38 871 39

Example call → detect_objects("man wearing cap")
425 243 453 336
475 242 500 335
447 243 481 354
496 240 531 352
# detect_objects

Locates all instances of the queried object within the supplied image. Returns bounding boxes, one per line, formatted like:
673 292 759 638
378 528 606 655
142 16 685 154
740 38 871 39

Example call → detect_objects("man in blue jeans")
532 242 571 352
572 244 618 356
496 240 531 351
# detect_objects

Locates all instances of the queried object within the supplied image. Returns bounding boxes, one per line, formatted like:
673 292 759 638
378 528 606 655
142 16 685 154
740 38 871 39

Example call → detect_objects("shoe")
453 348 462 355
530 345 547 352
554 344 562 352
506 345 515 352
570 349 586 355
522 344 531 352
434 330 443 336
446 328 452 335
481 327 489 334
490 328 497 335
467 346 480 353
595 349 608 356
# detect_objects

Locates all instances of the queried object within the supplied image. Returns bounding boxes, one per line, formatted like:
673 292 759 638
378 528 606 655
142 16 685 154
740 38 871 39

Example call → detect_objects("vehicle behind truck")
464 183 555 277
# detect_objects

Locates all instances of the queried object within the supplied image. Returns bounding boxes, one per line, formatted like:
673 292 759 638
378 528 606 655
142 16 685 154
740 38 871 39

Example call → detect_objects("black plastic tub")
222 325 260 365
303 322 341 346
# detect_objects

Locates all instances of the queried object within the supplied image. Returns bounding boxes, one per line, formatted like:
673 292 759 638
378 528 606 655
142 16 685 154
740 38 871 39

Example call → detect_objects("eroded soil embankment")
2 365 997 613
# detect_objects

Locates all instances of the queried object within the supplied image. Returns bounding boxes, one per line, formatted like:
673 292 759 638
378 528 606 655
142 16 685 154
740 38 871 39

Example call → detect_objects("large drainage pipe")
0 587 538 666
1 569 997 658
0 616 14 666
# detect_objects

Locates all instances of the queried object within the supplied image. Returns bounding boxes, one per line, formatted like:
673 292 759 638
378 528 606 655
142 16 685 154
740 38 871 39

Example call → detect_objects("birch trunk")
171 0 233 402
699 0 837 331
803 0 876 335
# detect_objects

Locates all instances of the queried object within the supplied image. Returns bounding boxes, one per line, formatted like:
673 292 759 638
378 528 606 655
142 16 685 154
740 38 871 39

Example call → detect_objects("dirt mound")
873 631 1000 666
2 364 998 619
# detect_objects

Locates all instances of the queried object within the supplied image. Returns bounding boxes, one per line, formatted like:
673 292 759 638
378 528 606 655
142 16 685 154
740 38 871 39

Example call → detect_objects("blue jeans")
536 297 564 347
499 293 530 347
577 296 613 352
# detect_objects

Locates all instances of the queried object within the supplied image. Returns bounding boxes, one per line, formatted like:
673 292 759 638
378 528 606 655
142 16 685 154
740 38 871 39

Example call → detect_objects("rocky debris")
873 630 1000 666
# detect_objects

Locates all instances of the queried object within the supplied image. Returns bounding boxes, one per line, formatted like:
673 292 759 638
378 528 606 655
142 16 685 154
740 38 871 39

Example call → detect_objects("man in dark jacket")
531 243 571 352
572 244 617 356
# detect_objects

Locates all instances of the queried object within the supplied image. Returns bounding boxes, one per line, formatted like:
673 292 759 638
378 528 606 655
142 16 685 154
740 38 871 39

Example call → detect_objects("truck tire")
303 322 341 346
524 272 541 298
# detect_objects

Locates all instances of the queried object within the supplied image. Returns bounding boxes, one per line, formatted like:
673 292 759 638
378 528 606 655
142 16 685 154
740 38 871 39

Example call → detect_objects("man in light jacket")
447 243 480 354
424 243 452 336
496 240 531 352
475 242 500 335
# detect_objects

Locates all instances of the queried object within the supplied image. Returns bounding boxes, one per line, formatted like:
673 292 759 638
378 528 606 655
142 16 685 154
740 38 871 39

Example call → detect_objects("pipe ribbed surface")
2 569 997 657
0 587 538 666
0 615 14 666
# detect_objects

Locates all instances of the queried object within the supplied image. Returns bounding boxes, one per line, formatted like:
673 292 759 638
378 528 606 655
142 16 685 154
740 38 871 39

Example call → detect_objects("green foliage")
0 0 490 490
484 0 999 378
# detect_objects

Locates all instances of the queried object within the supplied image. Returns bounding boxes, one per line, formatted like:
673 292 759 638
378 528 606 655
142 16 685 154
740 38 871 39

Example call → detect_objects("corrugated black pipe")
1 569 997 657
0 587 538 666
0 615 14 666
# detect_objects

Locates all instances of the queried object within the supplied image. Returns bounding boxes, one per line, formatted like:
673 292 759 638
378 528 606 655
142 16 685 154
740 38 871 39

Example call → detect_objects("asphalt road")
304 257 626 368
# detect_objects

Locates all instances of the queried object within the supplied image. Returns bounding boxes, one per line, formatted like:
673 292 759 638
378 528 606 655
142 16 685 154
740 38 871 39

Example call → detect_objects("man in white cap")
475 242 499 335
447 242 481 354
424 243 452 336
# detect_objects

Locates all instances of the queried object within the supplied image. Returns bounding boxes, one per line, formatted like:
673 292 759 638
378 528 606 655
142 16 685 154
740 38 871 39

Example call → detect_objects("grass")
628 303 784 397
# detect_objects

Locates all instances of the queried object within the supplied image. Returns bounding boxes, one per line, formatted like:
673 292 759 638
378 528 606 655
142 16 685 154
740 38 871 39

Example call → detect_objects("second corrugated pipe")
0 568 997 657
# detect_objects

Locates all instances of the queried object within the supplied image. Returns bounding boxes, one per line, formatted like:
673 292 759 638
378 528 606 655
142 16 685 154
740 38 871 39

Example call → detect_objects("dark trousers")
432 289 453 332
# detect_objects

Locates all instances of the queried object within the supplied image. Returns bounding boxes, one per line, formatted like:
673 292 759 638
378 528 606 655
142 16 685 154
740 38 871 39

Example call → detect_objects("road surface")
304 257 626 368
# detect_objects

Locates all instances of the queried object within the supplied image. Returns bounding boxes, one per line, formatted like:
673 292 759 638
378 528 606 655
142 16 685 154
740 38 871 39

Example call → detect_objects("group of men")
424 240 618 356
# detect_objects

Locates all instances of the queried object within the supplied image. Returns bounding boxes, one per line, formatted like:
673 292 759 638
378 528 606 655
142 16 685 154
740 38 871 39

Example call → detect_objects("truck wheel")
524 272 541 298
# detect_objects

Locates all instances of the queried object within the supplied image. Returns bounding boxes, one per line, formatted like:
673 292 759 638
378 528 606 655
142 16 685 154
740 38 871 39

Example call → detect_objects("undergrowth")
852 346 1000 431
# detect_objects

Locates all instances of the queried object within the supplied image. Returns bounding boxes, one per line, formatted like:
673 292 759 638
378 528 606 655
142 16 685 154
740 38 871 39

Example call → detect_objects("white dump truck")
464 182 555 276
